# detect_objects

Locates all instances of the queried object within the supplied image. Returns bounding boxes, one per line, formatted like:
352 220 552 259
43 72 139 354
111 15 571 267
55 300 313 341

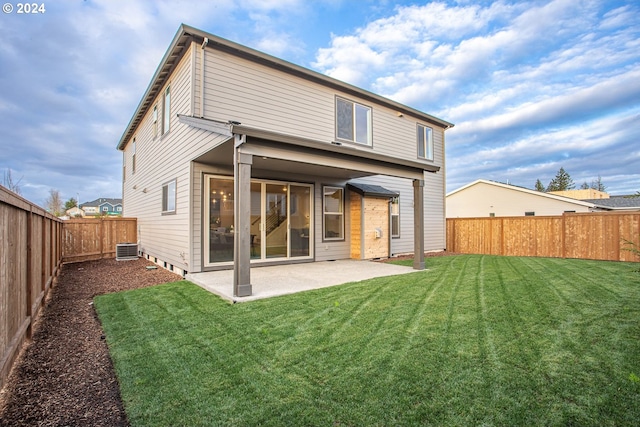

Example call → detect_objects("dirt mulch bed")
0 258 181 427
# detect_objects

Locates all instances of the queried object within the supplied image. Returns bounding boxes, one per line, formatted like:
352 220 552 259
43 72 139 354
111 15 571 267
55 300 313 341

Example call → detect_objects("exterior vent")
116 243 138 261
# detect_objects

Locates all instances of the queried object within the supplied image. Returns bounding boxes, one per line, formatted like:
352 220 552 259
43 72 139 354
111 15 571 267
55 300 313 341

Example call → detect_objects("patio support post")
234 134 253 297
413 179 425 270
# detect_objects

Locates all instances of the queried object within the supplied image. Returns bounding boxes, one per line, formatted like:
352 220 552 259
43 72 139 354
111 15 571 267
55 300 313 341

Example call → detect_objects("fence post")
26 207 33 338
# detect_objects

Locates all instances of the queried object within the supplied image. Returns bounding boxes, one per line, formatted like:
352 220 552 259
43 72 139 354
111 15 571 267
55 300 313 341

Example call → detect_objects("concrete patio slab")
186 260 418 302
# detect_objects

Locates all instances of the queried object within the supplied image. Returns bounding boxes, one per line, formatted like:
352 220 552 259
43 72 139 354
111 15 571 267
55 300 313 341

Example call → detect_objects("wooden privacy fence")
447 211 640 262
1 186 63 390
62 217 137 263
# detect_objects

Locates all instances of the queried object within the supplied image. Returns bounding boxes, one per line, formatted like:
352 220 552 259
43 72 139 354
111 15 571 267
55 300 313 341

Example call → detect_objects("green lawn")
94 255 640 426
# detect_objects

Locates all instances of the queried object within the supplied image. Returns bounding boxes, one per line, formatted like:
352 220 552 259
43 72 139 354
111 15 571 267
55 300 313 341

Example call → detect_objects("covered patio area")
186 259 419 302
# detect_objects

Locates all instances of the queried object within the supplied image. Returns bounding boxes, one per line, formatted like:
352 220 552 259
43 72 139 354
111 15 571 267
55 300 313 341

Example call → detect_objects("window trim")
390 196 400 238
335 96 372 146
417 123 434 161
322 185 345 241
162 178 177 215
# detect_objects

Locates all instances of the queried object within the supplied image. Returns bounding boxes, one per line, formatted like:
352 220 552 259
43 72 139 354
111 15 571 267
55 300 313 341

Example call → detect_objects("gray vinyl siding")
122 43 197 274
197 47 447 165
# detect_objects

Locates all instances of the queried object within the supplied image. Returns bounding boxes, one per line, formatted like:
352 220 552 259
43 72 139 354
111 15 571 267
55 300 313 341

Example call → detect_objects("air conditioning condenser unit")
116 243 138 261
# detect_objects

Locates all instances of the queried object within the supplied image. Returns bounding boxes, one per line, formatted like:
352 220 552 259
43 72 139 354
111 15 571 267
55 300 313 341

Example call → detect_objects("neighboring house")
117 24 454 297
65 206 85 218
447 180 601 218
80 198 123 216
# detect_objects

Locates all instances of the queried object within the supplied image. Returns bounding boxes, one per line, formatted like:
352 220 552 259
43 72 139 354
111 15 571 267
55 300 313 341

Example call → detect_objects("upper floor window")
417 124 433 160
163 86 171 134
336 97 371 145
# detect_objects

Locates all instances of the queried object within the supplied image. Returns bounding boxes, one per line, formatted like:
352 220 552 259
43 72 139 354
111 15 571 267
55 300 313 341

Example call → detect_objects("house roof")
117 24 454 151
584 196 640 209
347 183 399 198
446 179 598 208
81 198 123 208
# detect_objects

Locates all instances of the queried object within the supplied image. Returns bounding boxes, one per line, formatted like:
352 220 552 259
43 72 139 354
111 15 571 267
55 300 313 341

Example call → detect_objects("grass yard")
94 255 640 426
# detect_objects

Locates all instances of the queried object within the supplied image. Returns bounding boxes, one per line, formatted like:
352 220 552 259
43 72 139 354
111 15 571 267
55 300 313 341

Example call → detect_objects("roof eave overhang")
232 124 440 175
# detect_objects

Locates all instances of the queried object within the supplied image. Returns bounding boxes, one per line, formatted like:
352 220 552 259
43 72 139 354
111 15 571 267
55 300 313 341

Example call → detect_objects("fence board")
0 186 62 391
62 217 137 263
447 211 640 262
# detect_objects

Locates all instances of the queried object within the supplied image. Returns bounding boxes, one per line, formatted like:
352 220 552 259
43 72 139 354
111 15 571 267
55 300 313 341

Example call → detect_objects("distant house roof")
447 179 598 208
584 196 640 210
81 198 123 208
347 183 399 198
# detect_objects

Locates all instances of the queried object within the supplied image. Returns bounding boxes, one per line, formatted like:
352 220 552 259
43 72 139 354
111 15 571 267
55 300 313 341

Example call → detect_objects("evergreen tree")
64 197 78 210
534 179 546 192
590 175 606 192
580 181 590 190
546 167 575 192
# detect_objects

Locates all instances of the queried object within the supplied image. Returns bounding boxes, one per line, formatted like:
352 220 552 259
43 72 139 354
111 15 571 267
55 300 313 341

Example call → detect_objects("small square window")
525 211 535 216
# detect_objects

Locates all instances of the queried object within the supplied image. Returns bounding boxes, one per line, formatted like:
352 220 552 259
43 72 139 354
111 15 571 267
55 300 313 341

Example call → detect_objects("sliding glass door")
205 176 312 266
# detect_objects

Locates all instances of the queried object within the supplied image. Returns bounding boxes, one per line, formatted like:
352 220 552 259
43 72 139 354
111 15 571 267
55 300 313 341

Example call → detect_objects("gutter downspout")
200 37 208 117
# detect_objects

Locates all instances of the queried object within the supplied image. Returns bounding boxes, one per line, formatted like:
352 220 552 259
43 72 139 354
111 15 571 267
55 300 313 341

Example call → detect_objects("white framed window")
102 206 108 212
390 196 400 238
152 104 158 138
323 186 344 240
336 97 372 145
162 179 176 214
132 138 136 174
163 86 171 134
417 124 433 160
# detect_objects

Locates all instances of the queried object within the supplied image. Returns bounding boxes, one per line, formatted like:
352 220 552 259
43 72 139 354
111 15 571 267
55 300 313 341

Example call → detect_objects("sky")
1 0 639 208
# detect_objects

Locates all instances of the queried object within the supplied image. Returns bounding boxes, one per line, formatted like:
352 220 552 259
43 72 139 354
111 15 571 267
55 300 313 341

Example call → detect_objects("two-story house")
118 24 453 297
80 198 123 216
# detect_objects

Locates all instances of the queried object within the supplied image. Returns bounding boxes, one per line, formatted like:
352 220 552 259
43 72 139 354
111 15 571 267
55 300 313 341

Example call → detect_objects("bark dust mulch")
0 258 181 427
